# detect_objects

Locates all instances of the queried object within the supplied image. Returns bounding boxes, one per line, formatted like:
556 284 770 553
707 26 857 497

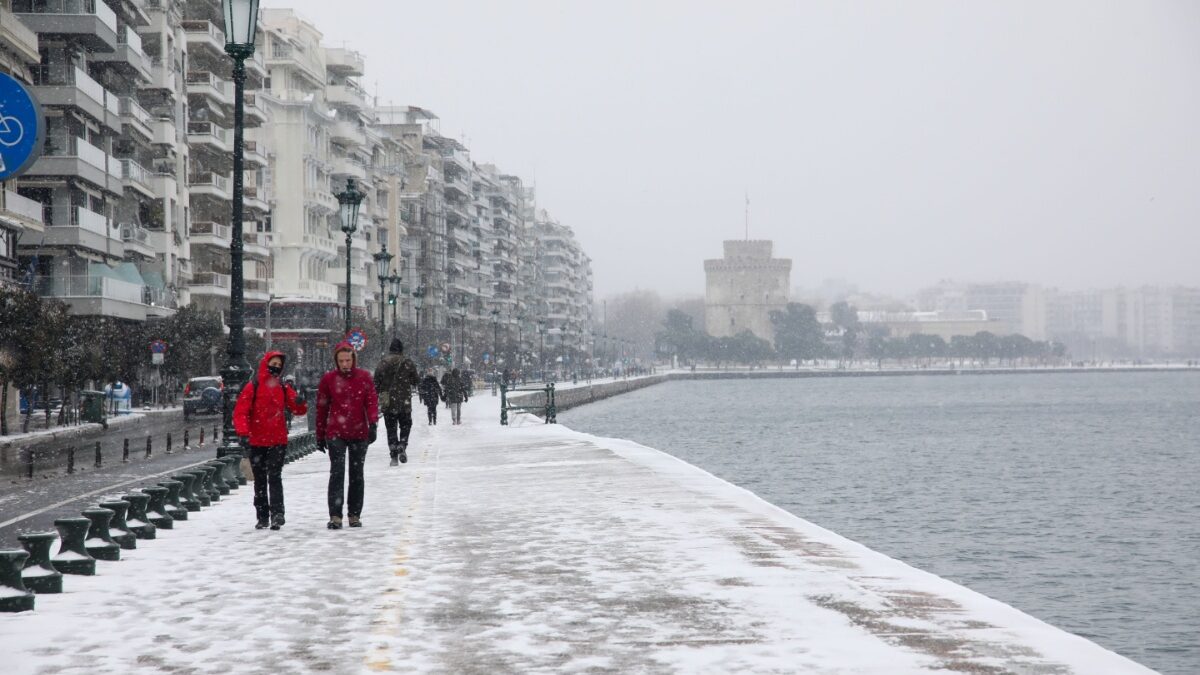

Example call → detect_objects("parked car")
183 376 223 419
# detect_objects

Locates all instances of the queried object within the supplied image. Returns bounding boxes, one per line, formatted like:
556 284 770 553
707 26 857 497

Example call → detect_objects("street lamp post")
537 319 546 381
490 308 499 395
456 296 468 367
413 286 424 355
336 178 363 336
373 242 393 340
387 272 401 337
218 0 260 460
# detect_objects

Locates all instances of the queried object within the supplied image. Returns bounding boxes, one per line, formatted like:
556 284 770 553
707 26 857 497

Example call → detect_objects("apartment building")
1046 286 1200 358
918 280 1046 340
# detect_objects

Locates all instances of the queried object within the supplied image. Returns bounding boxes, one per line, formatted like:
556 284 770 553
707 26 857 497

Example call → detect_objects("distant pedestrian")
373 338 420 466
418 369 442 425
442 367 469 425
316 341 379 530
233 351 307 530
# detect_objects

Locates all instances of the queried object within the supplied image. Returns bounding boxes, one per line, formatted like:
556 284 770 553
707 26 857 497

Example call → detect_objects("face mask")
267 364 282 376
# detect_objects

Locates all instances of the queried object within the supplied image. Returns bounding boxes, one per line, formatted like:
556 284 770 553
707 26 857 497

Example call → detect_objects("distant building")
704 240 791 342
918 280 1046 340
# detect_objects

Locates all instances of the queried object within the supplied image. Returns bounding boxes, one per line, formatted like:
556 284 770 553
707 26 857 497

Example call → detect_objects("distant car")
183 376 223 419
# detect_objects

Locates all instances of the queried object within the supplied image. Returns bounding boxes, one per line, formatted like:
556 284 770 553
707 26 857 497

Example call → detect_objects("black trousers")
249 445 286 520
424 401 437 424
382 405 413 454
327 439 368 518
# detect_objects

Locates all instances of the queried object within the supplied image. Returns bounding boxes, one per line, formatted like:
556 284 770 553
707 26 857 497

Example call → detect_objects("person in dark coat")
316 341 379 529
233 351 307 530
373 338 420 466
417 369 442 425
441 367 469 425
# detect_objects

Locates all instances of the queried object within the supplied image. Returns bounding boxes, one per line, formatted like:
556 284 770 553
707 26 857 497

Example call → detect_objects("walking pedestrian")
316 341 379 530
442 367 469 425
418 369 442 425
373 338 420 466
233 351 307 530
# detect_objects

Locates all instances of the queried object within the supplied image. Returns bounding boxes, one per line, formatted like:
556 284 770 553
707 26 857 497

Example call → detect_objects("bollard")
230 453 247 486
157 480 188 521
119 493 157 540
25 449 33 479
196 466 220 503
67 446 75 475
144 436 152 459
81 508 121 561
220 456 242 490
166 433 173 455
183 471 211 507
98 500 137 550
94 441 102 468
51 518 97 575
212 424 218 443
0 551 35 612
141 486 174 530
206 461 231 496
123 438 130 463
198 427 204 446
184 429 190 450
172 473 201 511
17 532 63 593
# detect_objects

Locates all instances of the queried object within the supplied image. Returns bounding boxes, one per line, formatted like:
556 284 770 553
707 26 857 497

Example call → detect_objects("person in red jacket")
316 341 379 529
233 350 307 530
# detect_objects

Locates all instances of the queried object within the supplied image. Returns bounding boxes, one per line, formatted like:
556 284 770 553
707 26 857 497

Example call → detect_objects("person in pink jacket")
316 341 379 529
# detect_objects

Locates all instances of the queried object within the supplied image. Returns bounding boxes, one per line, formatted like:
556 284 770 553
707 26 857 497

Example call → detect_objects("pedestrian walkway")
1 397 1151 673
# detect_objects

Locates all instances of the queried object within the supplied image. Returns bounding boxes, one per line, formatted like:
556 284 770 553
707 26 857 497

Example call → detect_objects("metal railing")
499 383 556 425
12 0 118 34
38 275 144 304
3 190 45 223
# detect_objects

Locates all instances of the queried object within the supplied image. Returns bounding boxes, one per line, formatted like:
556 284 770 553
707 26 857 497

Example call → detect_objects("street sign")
482 352 490 364
426 345 439 358
441 342 451 354
346 328 367 352
0 73 46 181
149 339 167 354
152 353 164 365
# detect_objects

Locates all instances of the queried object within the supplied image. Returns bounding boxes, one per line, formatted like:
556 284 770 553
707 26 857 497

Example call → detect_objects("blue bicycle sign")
345 328 368 352
0 73 45 181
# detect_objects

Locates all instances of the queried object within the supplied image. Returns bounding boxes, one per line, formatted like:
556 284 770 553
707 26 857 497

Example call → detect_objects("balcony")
244 140 268 167
185 71 232 107
189 221 231 248
187 121 231 153
244 278 271 301
29 65 120 131
331 156 367 181
152 117 176 145
304 189 337 213
326 83 367 111
329 266 368 289
298 279 338 300
441 147 471 173
14 0 118 52
118 97 153 140
144 59 177 92
301 233 338 257
43 206 123 258
243 93 268 126
120 159 154 198
330 119 366 147
189 172 231 201
38 274 147 320
325 48 365 76
1 190 45 231
189 271 232 298
242 231 272 259
244 186 269 213
181 20 224 59
119 223 155 258
28 135 120 193
246 49 267 85
0 4 39 64
92 26 151 79
443 171 471 199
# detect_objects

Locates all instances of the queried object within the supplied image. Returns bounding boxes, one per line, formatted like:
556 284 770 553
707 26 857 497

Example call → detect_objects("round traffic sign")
346 328 367 352
0 73 46 181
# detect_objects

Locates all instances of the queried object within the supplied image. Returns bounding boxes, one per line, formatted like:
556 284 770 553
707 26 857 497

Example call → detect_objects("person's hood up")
389 337 404 354
333 341 357 373
257 350 286 379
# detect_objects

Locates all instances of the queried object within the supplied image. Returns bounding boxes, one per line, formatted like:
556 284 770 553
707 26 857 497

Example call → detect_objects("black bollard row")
166 433 173 455
67 446 75 475
144 436 152 459
94 441 102 468
158 480 188 521
122 438 129 463
120 492 157 540
51 518 96 576
25 449 34 479
184 429 190 450
141 487 174 530
198 427 204 446
99 500 137 551
81 508 120 561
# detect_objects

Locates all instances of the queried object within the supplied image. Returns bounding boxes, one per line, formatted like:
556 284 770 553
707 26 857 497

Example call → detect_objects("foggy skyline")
266 0 1200 299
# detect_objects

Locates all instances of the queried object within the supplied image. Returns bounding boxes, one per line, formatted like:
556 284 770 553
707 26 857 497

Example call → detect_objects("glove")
316 439 326 454
239 436 250 448
368 424 377 444
291 386 306 405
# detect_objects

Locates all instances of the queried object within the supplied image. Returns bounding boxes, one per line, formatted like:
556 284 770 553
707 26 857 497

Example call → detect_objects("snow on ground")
1 395 1153 673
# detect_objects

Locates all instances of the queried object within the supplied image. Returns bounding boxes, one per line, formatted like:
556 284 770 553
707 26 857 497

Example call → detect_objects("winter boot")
389 443 400 467
327 517 342 530
398 442 408 464
348 516 362 528
255 517 269 530
270 513 285 531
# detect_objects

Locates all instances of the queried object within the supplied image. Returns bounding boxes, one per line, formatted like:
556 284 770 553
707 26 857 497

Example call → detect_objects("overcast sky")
266 0 1200 299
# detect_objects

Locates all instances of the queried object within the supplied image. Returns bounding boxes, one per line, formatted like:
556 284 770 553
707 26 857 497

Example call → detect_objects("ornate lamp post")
218 0 260 459
537 319 546 381
387 272 401 337
490 308 500 395
413 285 424 354
373 242 393 339
456 295 469 367
336 178 363 335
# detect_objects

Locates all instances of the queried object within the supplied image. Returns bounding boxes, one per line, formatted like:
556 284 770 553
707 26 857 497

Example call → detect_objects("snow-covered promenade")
1 395 1152 673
